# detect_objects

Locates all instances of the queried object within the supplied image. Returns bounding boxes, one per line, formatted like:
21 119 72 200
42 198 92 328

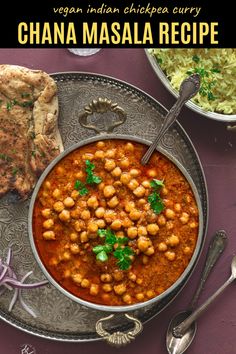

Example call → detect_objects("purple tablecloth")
0 49 236 354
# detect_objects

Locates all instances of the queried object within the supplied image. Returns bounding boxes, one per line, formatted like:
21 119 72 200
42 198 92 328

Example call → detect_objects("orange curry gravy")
33 140 199 306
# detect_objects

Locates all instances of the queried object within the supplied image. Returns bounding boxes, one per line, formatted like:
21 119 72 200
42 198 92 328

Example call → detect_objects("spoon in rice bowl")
141 73 200 165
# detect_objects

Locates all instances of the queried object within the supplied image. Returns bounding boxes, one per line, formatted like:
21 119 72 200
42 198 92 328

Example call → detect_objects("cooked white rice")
149 49 236 115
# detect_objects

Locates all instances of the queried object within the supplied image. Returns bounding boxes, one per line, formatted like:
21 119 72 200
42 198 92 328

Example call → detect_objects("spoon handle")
141 74 200 165
189 230 227 309
174 274 235 338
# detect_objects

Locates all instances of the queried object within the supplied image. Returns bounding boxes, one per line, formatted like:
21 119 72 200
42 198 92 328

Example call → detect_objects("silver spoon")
173 253 236 338
141 73 200 165
166 230 227 354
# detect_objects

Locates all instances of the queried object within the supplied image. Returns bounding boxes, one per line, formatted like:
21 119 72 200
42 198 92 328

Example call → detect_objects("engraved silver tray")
0 72 208 342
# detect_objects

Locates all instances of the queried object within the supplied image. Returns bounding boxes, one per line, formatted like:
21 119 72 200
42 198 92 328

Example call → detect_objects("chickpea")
96 219 106 228
81 209 91 220
96 141 105 148
158 242 168 252
62 251 71 261
138 226 147 236
136 278 143 285
125 142 134 151
133 185 146 198
87 222 98 234
189 206 198 216
114 181 122 188
157 215 166 226
165 251 176 261
72 273 83 285
127 227 138 239
113 270 124 281
161 187 168 196
103 185 116 198
129 209 141 221
145 246 155 256
90 284 99 296
63 197 75 208
189 221 198 228
104 210 116 223
111 166 122 177
80 231 88 243
166 221 174 230
120 172 132 185
98 182 105 191
94 150 105 159
111 219 122 231
75 171 84 179
70 232 78 242
78 200 87 208
122 217 133 228
128 179 139 191
114 283 126 295
174 203 182 212
101 274 113 283
137 237 151 252
130 169 140 177
71 209 81 219
180 212 190 224
87 196 99 209
184 246 191 254
63 269 71 278
165 209 176 219
56 166 64 175
52 201 63 213
59 210 70 222
167 234 180 247
123 294 132 304
137 198 146 206
41 208 51 218
81 279 90 288
82 153 94 160
108 196 119 208
52 188 61 199
146 290 155 298
184 194 191 203
136 293 144 301
74 220 82 232
104 159 116 171
128 272 137 282
43 219 54 229
93 208 104 220
105 149 116 158
70 243 80 254
147 223 159 235
147 169 157 178
142 255 149 264
43 231 56 240
102 284 113 292
125 201 135 213
120 158 129 169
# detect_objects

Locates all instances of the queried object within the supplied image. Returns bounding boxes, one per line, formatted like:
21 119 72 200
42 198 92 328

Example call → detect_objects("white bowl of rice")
146 48 236 123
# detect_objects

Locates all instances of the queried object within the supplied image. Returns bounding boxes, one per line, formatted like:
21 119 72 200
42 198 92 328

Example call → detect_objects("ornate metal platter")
0 72 208 342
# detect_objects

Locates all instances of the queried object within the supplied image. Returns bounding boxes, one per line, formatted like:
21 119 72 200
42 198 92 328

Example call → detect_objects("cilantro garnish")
74 180 88 196
148 179 165 214
85 160 102 185
92 229 133 270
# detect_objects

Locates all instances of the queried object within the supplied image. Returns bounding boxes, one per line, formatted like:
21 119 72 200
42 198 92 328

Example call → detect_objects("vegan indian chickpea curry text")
33 140 199 306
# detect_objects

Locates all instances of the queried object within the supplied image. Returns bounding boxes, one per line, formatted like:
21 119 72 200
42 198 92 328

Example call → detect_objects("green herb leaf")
12 167 18 176
117 237 129 245
150 179 164 189
21 92 30 98
114 246 134 270
148 192 165 214
0 153 13 162
93 245 105 254
192 55 200 63
85 160 102 185
97 229 107 238
105 229 117 246
96 251 108 262
74 180 88 196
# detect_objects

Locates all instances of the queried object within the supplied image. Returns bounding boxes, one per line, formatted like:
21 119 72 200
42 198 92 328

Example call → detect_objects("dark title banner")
0 0 234 47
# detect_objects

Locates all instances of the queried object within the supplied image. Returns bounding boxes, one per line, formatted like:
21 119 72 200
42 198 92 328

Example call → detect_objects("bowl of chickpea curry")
29 134 203 313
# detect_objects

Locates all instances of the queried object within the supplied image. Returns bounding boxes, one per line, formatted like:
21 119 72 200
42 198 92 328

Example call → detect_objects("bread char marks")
0 65 63 199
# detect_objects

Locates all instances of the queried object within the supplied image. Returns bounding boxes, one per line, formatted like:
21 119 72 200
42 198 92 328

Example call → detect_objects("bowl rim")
145 49 236 123
28 134 204 313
